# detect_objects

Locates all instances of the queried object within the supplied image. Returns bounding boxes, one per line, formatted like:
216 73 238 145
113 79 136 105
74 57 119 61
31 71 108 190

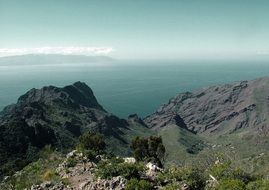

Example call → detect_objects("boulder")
123 157 136 164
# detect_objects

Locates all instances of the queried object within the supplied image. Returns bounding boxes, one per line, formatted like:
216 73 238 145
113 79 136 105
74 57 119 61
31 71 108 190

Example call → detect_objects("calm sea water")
1 60 269 118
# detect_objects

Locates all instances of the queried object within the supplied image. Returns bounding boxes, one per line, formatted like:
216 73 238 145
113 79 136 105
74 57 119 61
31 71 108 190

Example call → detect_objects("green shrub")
61 178 70 186
156 167 183 184
186 143 204 154
126 178 152 190
78 132 105 153
209 162 256 185
162 183 181 190
66 157 77 167
181 168 206 190
231 168 255 184
81 149 97 160
131 136 165 167
156 167 206 190
209 162 233 180
217 179 245 190
0 153 63 190
39 145 54 158
77 132 106 159
42 169 57 181
96 157 144 179
246 180 269 190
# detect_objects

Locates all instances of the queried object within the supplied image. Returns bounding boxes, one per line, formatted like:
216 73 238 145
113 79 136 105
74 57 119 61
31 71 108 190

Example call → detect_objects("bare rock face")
79 176 127 190
31 181 72 190
144 111 189 132
128 114 148 128
145 77 269 137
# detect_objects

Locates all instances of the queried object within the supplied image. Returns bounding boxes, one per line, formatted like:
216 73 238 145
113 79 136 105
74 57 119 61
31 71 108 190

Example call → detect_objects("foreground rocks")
31 176 126 190
30 151 130 190
28 151 169 190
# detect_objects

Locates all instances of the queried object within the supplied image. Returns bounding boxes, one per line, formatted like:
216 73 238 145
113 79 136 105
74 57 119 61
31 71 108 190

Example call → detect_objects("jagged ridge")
0 82 151 178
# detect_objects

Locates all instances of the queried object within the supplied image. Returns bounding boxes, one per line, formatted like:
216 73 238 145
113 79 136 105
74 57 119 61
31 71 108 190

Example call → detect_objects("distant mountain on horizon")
0 54 115 66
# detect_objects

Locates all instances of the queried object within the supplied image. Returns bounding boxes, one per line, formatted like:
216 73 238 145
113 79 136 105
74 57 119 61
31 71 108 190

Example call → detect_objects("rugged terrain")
2 77 269 188
145 77 269 173
145 77 269 136
0 82 152 177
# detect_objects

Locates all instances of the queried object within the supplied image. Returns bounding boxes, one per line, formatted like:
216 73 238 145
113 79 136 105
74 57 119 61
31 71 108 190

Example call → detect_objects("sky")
0 0 269 60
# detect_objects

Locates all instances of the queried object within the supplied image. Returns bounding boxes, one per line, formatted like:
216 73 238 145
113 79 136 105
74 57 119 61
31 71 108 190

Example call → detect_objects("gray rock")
145 77 269 137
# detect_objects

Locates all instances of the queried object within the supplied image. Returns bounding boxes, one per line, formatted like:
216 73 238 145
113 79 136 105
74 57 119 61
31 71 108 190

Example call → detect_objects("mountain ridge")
144 76 269 172
145 76 269 136
0 81 152 177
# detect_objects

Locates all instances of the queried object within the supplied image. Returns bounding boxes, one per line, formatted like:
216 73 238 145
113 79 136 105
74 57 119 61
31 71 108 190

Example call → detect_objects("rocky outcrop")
145 77 269 136
127 114 148 128
31 151 128 190
144 111 189 132
29 152 164 190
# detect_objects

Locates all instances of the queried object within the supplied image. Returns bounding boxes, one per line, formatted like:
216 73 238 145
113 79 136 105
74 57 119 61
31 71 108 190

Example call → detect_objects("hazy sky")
0 0 269 59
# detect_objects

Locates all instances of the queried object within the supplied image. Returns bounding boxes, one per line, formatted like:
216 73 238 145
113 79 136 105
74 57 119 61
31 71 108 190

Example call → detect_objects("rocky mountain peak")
16 81 104 111
0 82 152 178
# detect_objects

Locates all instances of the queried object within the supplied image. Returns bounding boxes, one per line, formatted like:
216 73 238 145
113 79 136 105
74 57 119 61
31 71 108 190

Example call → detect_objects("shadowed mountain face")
145 77 269 137
0 82 151 177
144 77 269 172
14 81 104 111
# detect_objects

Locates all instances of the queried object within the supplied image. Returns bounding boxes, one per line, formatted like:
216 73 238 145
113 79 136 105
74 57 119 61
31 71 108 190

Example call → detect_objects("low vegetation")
2 133 269 190
0 146 64 190
96 157 144 180
125 178 152 190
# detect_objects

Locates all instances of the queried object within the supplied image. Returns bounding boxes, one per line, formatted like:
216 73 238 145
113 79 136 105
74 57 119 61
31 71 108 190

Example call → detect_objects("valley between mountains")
1 77 269 189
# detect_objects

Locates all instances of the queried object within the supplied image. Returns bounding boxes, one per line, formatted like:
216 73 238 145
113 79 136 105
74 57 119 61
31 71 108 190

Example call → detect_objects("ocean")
1 60 269 118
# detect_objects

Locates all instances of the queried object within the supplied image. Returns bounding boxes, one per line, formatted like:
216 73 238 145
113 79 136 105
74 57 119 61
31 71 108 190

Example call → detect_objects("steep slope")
0 82 152 177
145 77 269 171
145 77 269 137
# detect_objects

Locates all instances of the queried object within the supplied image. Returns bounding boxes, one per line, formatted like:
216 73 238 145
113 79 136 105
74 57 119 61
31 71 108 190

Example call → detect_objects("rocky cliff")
145 77 269 137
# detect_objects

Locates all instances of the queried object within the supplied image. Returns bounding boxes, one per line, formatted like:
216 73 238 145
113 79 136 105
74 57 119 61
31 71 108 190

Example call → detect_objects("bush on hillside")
217 179 245 190
182 168 206 190
246 180 269 190
77 132 106 158
0 152 63 190
157 166 206 190
96 157 144 179
125 178 152 190
209 162 256 184
131 136 165 167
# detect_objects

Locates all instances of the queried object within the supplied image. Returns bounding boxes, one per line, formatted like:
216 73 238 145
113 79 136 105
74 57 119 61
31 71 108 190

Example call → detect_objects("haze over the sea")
1 58 269 117
1 0 269 117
